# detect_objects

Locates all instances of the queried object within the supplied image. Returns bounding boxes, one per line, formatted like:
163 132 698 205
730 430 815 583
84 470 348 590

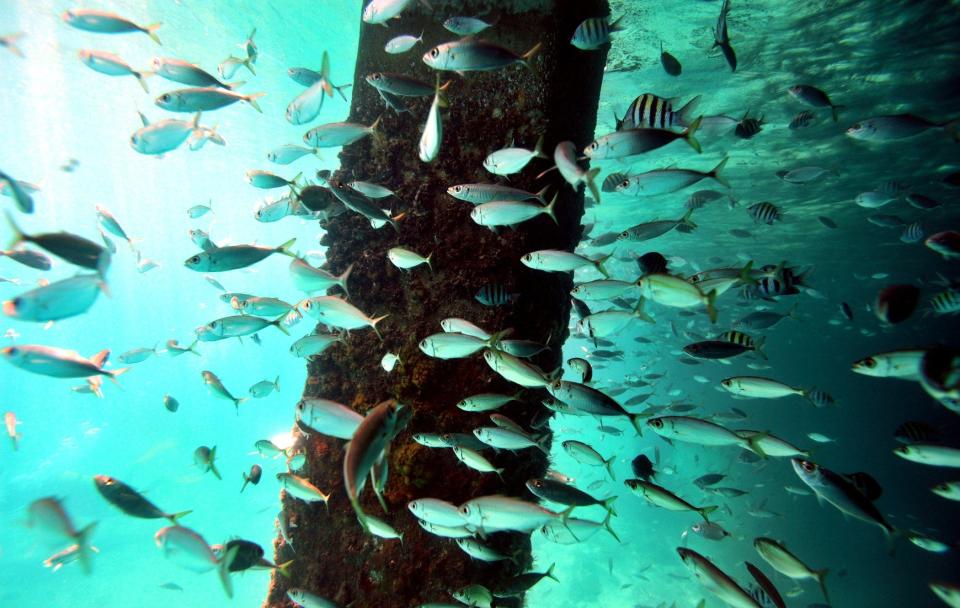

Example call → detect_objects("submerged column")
266 1 608 606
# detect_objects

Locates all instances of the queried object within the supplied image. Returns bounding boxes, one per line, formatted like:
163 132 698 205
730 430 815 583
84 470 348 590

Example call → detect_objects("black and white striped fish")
735 113 764 138
876 180 906 196
570 15 624 50
475 284 518 307
789 110 816 129
747 202 782 224
602 172 628 192
930 287 960 314
900 221 925 243
616 93 700 131
717 330 761 350
894 420 940 444
806 388 835 408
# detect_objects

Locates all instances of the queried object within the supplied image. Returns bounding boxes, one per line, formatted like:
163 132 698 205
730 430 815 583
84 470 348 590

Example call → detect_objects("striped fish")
806 388 835 408
475 284 518 307
747 202 782 224
900 221 925 243
739 276 801 300
570 16 624 50
876 180 906 196
718 330 758 349
894 420 939 444
616 93 701 131
788 110 815 129
602 172 628 193
930 288 960 314
735 114 764 138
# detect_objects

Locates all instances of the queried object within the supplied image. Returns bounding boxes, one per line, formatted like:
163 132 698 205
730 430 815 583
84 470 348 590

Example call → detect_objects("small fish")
384 32 423 54
388 247 432 271
423 38 542 72
28 497 98 574
906 193 941 210
187 201 213 218
156 87 265 113
443 16 495 36
788 85 842 122
201 370 248 410
184 239 296 272
0 32 25 58
807 432 835 443
735 114 765 139
267 145 320 165
484 136 547 175
789 110 816 129
248 376 280 398
571 16 624 50
163 394 179 413
5 411 21 450
847 114 960 142
660 43 681 75
94 475 191 523
926 230 960 259
900 222 925 244
78 49 150 92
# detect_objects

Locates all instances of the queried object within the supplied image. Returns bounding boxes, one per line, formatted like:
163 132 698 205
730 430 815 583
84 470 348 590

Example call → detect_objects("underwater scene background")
1 0 959 607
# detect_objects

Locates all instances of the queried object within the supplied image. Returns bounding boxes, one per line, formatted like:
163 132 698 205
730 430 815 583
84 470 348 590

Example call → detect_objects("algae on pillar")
266 1 609 606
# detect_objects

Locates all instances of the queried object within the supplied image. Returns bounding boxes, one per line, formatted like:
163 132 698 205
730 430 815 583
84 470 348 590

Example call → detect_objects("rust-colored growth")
265 1 609 606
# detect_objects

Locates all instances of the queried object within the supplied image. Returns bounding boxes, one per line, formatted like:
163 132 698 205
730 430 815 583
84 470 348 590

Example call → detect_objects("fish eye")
7 347 17 356
523 254 531 261
459 505 469 514
800 460 815 472
11 297 21 308
619 179 629 188
188 255 200 264
851 123 860 130
453 185 463 193
589 142 598 150
161 94 171 102
430 48 440 58
650 419 662 428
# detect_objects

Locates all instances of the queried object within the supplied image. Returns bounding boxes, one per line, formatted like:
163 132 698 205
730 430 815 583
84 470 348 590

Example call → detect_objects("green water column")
266 1 609 606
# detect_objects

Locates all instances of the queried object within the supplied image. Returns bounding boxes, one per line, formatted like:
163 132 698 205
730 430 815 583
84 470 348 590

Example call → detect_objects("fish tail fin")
535 183 551 204
710 157 730 188
371 314 389 340
76 521 98 575
426 251 434 272
603 495 619 517
634 297 654 324
5 211 25 248
602 510 622 542
533 133 547 159
209 446 222 480
144 23 162 45
705 289 718 324
276 237 297 257
609 15 626 32
134 70 151 93
699 505 718 522
217 545 236 598
274 375 280 391
276 560 294 578
745 432 769 459
244 92 266 113
885 526 902 556
753 335 767 360
738 260 756 285
320 50 330 81
225 80 246 90
240 476 250 493
585 166 602 203
680 208 697 230
522 42 543 71
543 562 559 582
545 192 559 225
243 57 256 75
337 262 354 298
604 455 617 481
271 314 290 336
683 116 703 153
388 211 405 233
168 509 192 524
187 339 201 356
594 253 612 278
677 94 702 127
816 568 830 604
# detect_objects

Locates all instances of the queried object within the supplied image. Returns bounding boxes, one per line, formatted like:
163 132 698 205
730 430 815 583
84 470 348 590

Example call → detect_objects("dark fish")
668 404 697 413
241 464 262 493
748 202 781 224
729 228 753 238
738 449 762 464
817 216 837 229
602 172 628 192
377 88 410 114
678 358 702 365
792 459 894 540
222 539 263 572
685 189 726 210
644 373 664 380
571 297 591 320
592 349 624 359
707 486 749 497
598 425 623 436
746 562 786 608
735 114 764 139
660 44 681 76
159 582 183 591
894 420 939 444
568 357 593 383
1 248 52 270
840 302 854 321
631 454 656 481
94 475 191 523
874 284 919 324
683 340 752 359
7 213 109 273
943 171 960 188
637 251 668 275
493 564 559 597
789 110 816 129
475 284 518 307
634 336 652 344
867 214 905 228
694 473 726 488
525 478 616 513
788 85 842 122
713 0 736 71
900 222 924 244
906 193 941 210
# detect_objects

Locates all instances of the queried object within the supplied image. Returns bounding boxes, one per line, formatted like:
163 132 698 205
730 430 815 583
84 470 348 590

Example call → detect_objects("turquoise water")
1 0 959 607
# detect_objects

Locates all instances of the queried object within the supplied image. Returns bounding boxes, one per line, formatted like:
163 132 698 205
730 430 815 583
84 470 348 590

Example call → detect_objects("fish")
713 0 737 72
788 85 842 122
62 8 161 44
789 110 816 129
475 283 519 306
28 497 98 574
152 57 237 89
484 136 547 175
0 32 24 58
6 213 109 274
586 117 703 159
791 459 894 542
2 345 122 379
926 230 960 259
301 295 388 337
846 114 959 141
894 443 960 467
418 79 447 163
447 183 547 205
627 480 717 521
78 50 150 92
618 210 697 242
616 158 729 196
388 247 432 271
0 172 35 214
277 472 330 504
184 239 295 272
721 376 805 399
754 537 829 603
385 32 423 54
906 193 941 210
521 250 609 277
94 475 191 523
661 44 681 75
201 370 247 410
195 314 288 341
459 495 564 533
3 274 104 322
735 114 764 139
249 376 280 398
155 87 265 113
617 93 701 131
570 16 624 50
267 144 320 165
287 589 339 608
637 273 717 322
423 39 542 72
154 525 234 598
193 445 221 479
563 440 616 479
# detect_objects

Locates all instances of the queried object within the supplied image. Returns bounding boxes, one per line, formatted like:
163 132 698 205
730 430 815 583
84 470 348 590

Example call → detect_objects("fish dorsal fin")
844 472 883 501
